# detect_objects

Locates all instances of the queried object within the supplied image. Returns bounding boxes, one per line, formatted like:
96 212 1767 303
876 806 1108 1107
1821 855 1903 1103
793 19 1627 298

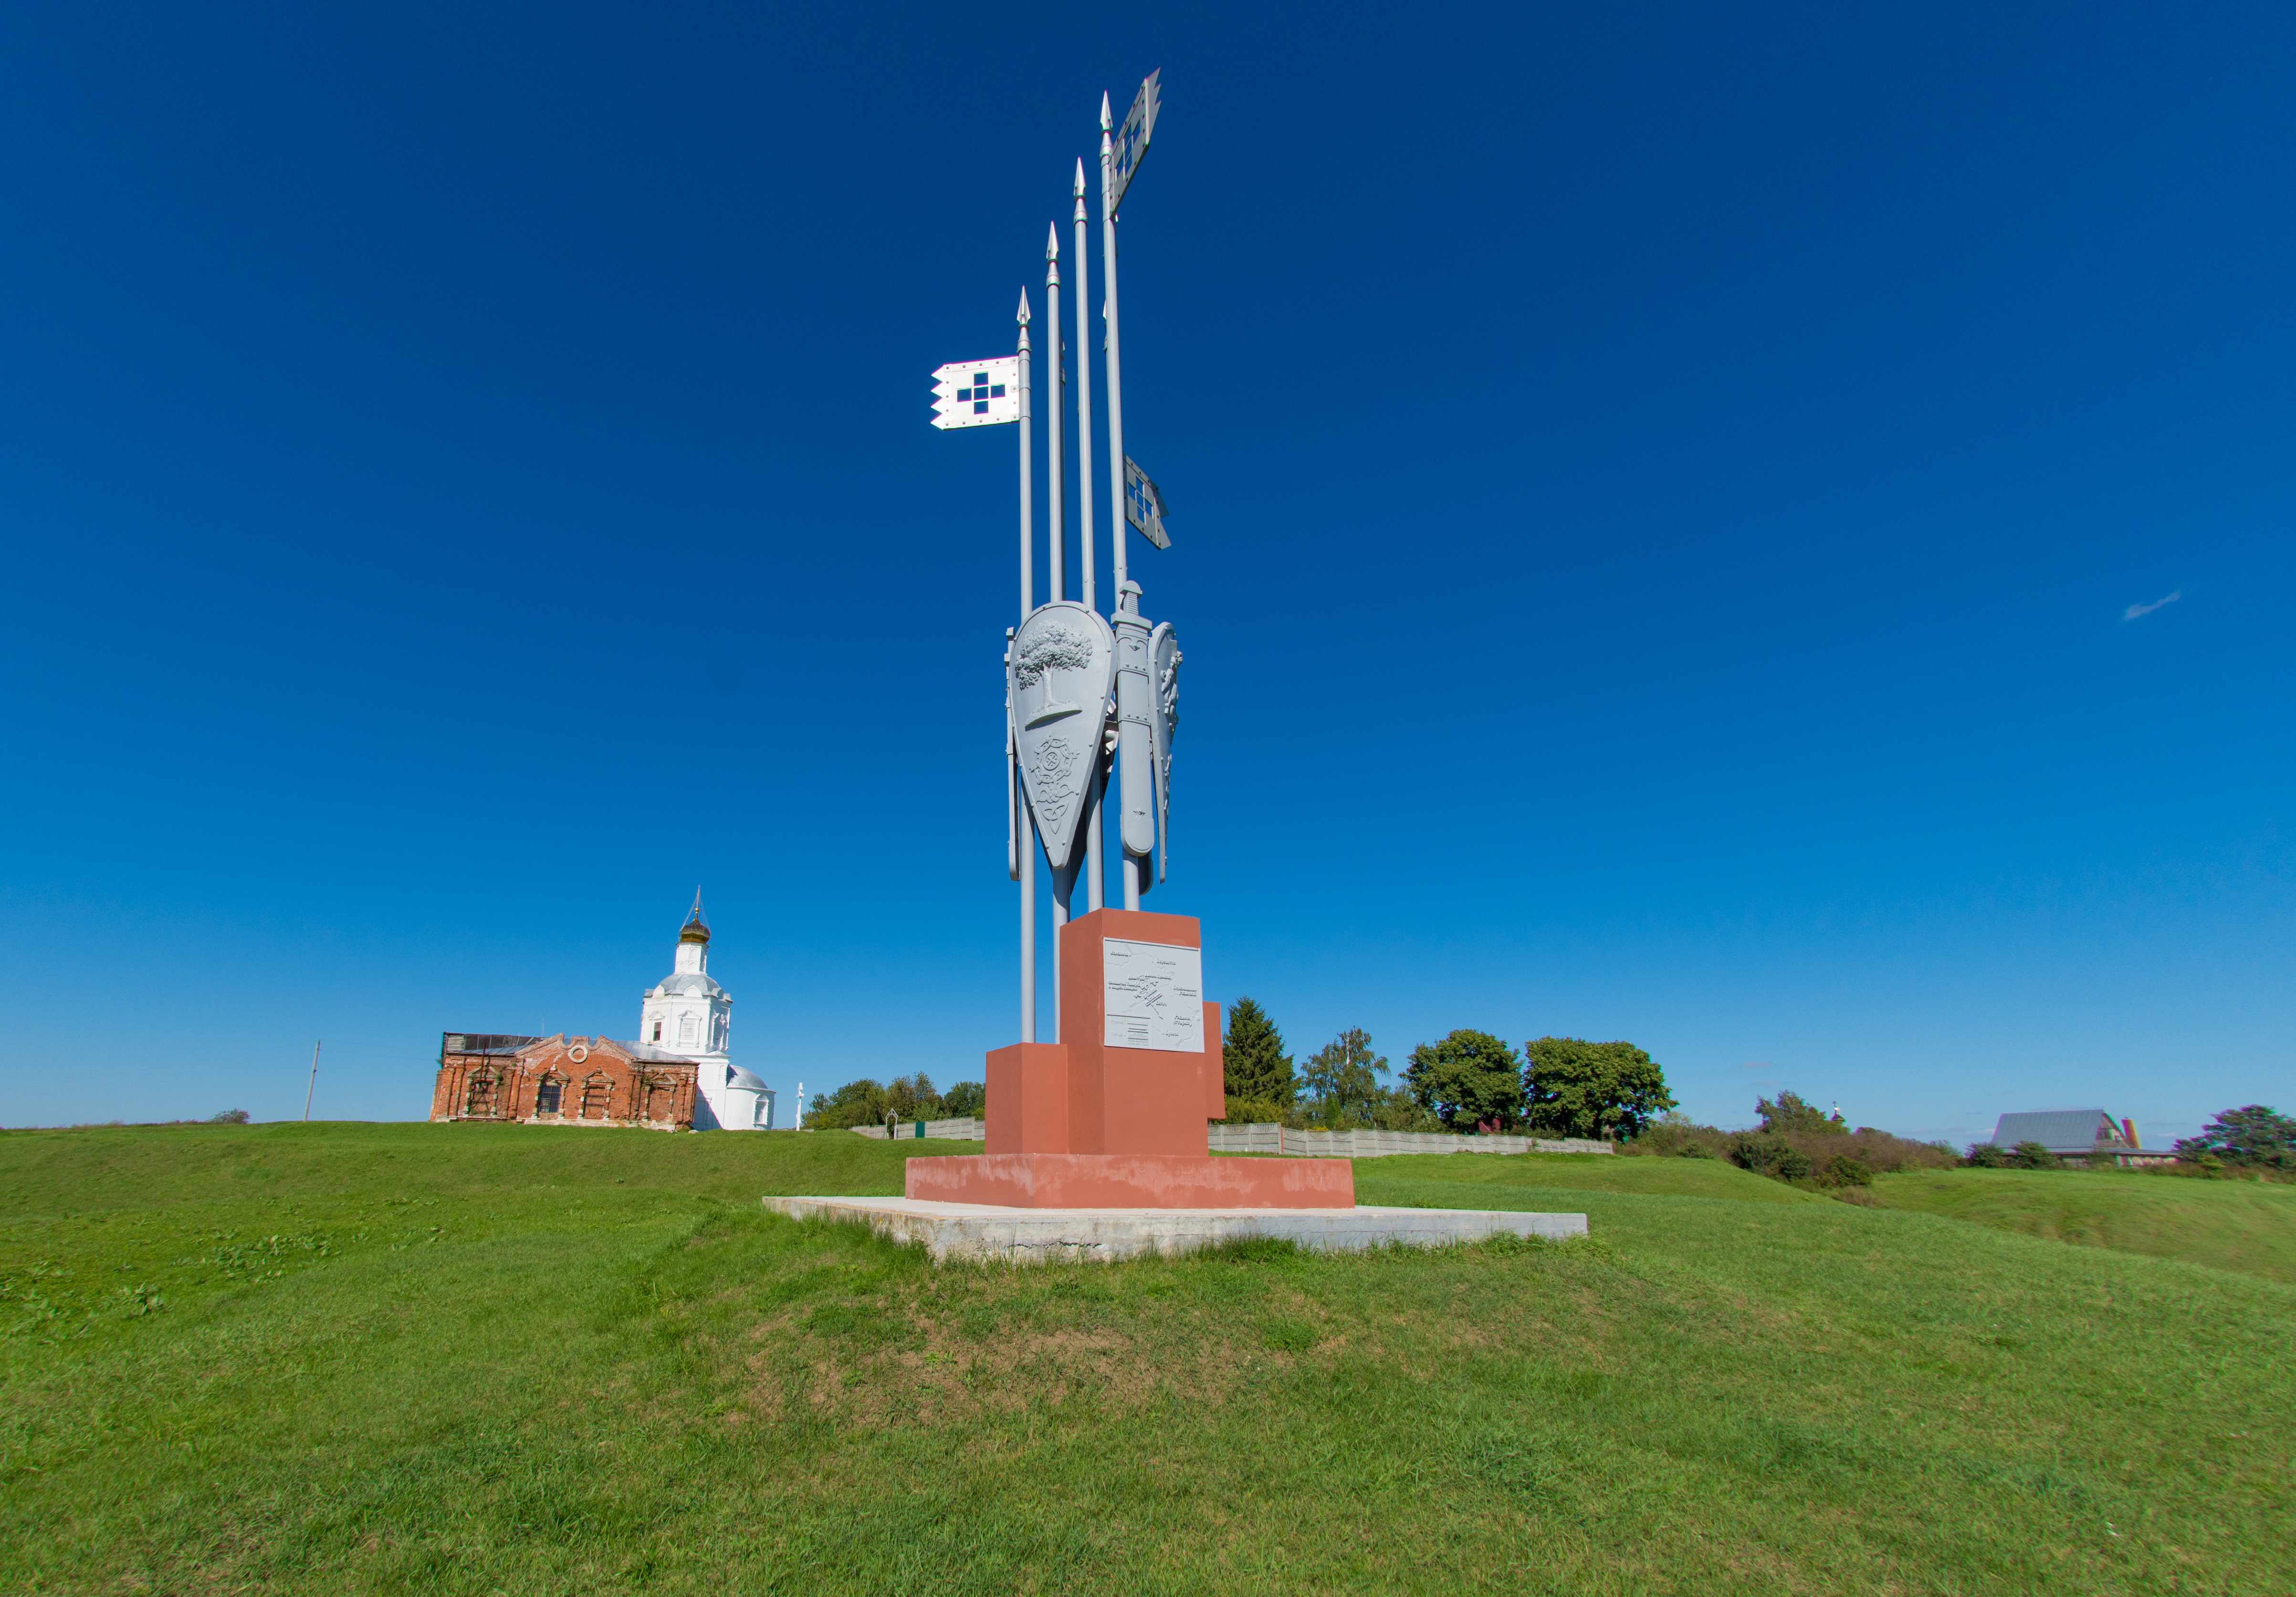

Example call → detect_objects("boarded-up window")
580 1075 612 1119
464 1071 498 1116
640 1076 674 1121
535 1077 562 1115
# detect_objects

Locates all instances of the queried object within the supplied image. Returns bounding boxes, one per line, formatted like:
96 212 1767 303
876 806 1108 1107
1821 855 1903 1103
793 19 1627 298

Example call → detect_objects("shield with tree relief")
1009 601 1114 873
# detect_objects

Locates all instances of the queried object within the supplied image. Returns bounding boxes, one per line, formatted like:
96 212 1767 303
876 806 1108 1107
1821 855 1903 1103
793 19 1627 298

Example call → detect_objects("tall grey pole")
302 1038 321 1121
1100 94 1142 909
1071 158 1104 915
1017 289 1032 616
1015 292 1037 1041
1045 225 1064 604
1072 160 1095 613
1100 95 1130 602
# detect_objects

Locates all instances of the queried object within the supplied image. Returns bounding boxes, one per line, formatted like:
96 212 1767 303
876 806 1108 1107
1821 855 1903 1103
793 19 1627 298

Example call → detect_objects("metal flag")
1111 69 1161 210
1122 455 1170 549
1148 620 1179 882
931 357 1021 429
1009 601 1116 873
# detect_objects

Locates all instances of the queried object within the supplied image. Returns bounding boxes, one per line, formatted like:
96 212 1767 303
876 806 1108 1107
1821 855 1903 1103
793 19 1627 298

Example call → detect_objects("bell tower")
639 892 736 1124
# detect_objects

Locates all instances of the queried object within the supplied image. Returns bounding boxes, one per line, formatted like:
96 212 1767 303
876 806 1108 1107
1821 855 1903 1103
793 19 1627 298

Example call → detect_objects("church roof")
728 1066 770 1093
650 971 725 999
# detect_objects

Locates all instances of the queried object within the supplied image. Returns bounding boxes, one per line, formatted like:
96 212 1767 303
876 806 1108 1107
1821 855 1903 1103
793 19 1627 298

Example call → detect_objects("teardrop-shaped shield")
1149 620 1180 883
1010 602 1115 873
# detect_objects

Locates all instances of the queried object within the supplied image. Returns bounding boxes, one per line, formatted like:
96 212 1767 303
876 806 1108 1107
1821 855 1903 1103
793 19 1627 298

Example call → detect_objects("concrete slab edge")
762 1196 1590 1264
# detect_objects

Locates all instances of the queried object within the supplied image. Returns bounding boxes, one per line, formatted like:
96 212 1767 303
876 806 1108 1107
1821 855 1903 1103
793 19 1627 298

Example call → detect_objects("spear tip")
1017 287 1031 324
1099 91 1112 131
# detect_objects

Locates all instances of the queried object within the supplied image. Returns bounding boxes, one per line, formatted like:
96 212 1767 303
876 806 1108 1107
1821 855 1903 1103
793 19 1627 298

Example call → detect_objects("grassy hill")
1871 1165 2296 1284
3 1122 2290 1595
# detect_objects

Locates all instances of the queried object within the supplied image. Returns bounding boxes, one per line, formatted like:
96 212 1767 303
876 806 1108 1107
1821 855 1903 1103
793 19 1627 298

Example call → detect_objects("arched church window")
580 1074 612 1119
535 1076 563 1115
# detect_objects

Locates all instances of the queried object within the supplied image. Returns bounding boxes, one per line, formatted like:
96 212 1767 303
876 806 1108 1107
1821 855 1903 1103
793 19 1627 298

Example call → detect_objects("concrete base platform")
763 1196 1589 1263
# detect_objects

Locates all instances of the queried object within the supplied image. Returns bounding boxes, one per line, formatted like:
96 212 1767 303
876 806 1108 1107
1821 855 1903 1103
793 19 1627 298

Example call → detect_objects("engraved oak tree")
1016 622 1096 722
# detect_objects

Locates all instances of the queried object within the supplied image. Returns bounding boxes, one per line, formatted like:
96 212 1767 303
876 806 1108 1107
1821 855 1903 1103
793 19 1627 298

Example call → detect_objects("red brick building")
430 1032 699 1131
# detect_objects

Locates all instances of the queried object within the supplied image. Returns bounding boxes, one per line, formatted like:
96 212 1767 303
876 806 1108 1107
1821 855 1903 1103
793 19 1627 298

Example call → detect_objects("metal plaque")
1148 620 1179 882
1111 70 1160 210
1101 937 1202 1052
931 357 1020 429
1009 601 1114 872
1123 456 1170 549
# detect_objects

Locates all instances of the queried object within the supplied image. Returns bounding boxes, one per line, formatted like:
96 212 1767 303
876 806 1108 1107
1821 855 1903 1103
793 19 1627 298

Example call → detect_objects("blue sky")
3 2 2291 1146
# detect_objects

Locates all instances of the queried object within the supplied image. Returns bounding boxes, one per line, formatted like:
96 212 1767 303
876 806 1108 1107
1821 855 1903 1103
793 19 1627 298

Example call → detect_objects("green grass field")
1870 1165 2296 1284
3 1123 2289 1595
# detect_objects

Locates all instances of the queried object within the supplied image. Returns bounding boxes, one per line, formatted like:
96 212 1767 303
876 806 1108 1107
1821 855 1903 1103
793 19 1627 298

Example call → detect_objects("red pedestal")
910 909 1355 1210
906 1150 1356 1208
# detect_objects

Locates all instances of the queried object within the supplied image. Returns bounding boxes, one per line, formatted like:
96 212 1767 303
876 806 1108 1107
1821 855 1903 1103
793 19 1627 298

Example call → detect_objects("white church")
636 895 776 1130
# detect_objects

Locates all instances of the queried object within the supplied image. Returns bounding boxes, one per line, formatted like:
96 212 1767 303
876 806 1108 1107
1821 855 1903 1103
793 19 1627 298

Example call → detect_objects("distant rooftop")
1991 1109 2130 1152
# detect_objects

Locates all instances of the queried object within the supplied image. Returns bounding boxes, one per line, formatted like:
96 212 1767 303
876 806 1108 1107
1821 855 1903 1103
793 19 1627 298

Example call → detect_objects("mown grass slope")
3 1122 2289 1596
1871 1166 2296 1284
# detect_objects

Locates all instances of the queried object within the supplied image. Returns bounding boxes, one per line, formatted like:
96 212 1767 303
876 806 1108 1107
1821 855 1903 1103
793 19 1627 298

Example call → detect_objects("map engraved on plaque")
1101 938 1204 1053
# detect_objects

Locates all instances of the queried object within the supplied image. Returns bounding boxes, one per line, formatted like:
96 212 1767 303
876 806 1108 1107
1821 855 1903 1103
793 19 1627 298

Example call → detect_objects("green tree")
1754 1090 1843 1136
1405 1030 1524 1130
939 1081 986 1119
2175 1104 2296 1170
1524 1038 1677 1141
1298 1028 1388 1126
1222 998 1296 1106
806 1078 890 1129
885 1073 942 1122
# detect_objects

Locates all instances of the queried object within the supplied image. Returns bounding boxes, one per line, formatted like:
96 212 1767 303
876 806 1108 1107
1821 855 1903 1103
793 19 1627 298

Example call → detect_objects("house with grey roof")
1989 1109 2175 1167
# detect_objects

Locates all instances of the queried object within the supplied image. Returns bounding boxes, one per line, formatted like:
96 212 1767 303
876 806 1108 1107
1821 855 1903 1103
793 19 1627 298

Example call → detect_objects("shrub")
1729 1133 1808 1180
1822 1155 1874 1187
1219 1095 1292 1125
1677 1142 1718 1160
208 1110 251 1125
2009 1140 2060 1170
1964 1142 2014 1168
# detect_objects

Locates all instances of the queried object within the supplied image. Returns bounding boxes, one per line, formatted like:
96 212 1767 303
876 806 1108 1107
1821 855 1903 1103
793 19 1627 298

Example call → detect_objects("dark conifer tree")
1221 997 1296 1105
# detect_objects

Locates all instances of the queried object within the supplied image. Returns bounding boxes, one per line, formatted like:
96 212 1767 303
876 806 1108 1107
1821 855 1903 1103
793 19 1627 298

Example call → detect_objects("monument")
768 74 1584 1260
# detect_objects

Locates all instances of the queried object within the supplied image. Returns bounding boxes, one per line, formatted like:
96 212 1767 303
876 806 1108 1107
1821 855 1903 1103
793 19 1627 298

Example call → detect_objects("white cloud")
2122 590 2181 622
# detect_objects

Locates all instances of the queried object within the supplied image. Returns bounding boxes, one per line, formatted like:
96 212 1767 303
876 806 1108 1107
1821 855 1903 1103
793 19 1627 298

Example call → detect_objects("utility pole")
302 1039 322 1121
